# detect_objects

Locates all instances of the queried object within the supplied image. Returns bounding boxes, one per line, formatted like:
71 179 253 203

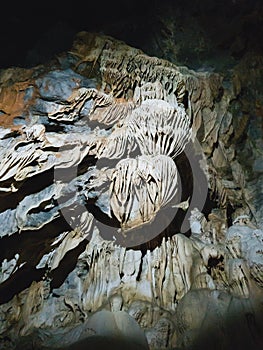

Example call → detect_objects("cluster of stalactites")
82 88 192 231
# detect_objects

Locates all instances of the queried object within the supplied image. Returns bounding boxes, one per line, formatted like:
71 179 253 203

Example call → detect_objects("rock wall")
0 32 262 349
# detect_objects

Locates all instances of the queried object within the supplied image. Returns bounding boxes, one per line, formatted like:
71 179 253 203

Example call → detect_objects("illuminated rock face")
0 32 262 350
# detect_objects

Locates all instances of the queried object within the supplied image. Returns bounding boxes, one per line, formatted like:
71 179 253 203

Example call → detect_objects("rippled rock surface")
0 32 262 350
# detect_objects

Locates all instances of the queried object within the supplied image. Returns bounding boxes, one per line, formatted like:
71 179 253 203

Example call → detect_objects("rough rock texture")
0 31 262 350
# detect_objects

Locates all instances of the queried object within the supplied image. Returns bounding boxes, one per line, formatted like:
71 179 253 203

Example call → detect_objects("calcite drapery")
0 31 262 349
109 155 178 230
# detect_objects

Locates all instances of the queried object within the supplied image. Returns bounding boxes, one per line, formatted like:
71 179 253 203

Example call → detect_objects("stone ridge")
0 32 262 350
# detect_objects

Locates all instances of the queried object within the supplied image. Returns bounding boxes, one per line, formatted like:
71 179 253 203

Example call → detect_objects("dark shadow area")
0 265 44 305
0 169 55 213
0 1 151 68
2 1 262 70
174 288 263 350
59 336 148 350
0 216 72 304
50 239 88 290
0 216 71 263
189 309 263 350
85 197 120 230
226 202 235 227
15 335 148 350
77 154 97 176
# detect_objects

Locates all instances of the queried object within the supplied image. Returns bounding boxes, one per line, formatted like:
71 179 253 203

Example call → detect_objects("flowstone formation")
0 32 262 350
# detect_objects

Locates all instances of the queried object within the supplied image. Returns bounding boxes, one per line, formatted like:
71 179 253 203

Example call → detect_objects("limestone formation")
0 31 262 350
